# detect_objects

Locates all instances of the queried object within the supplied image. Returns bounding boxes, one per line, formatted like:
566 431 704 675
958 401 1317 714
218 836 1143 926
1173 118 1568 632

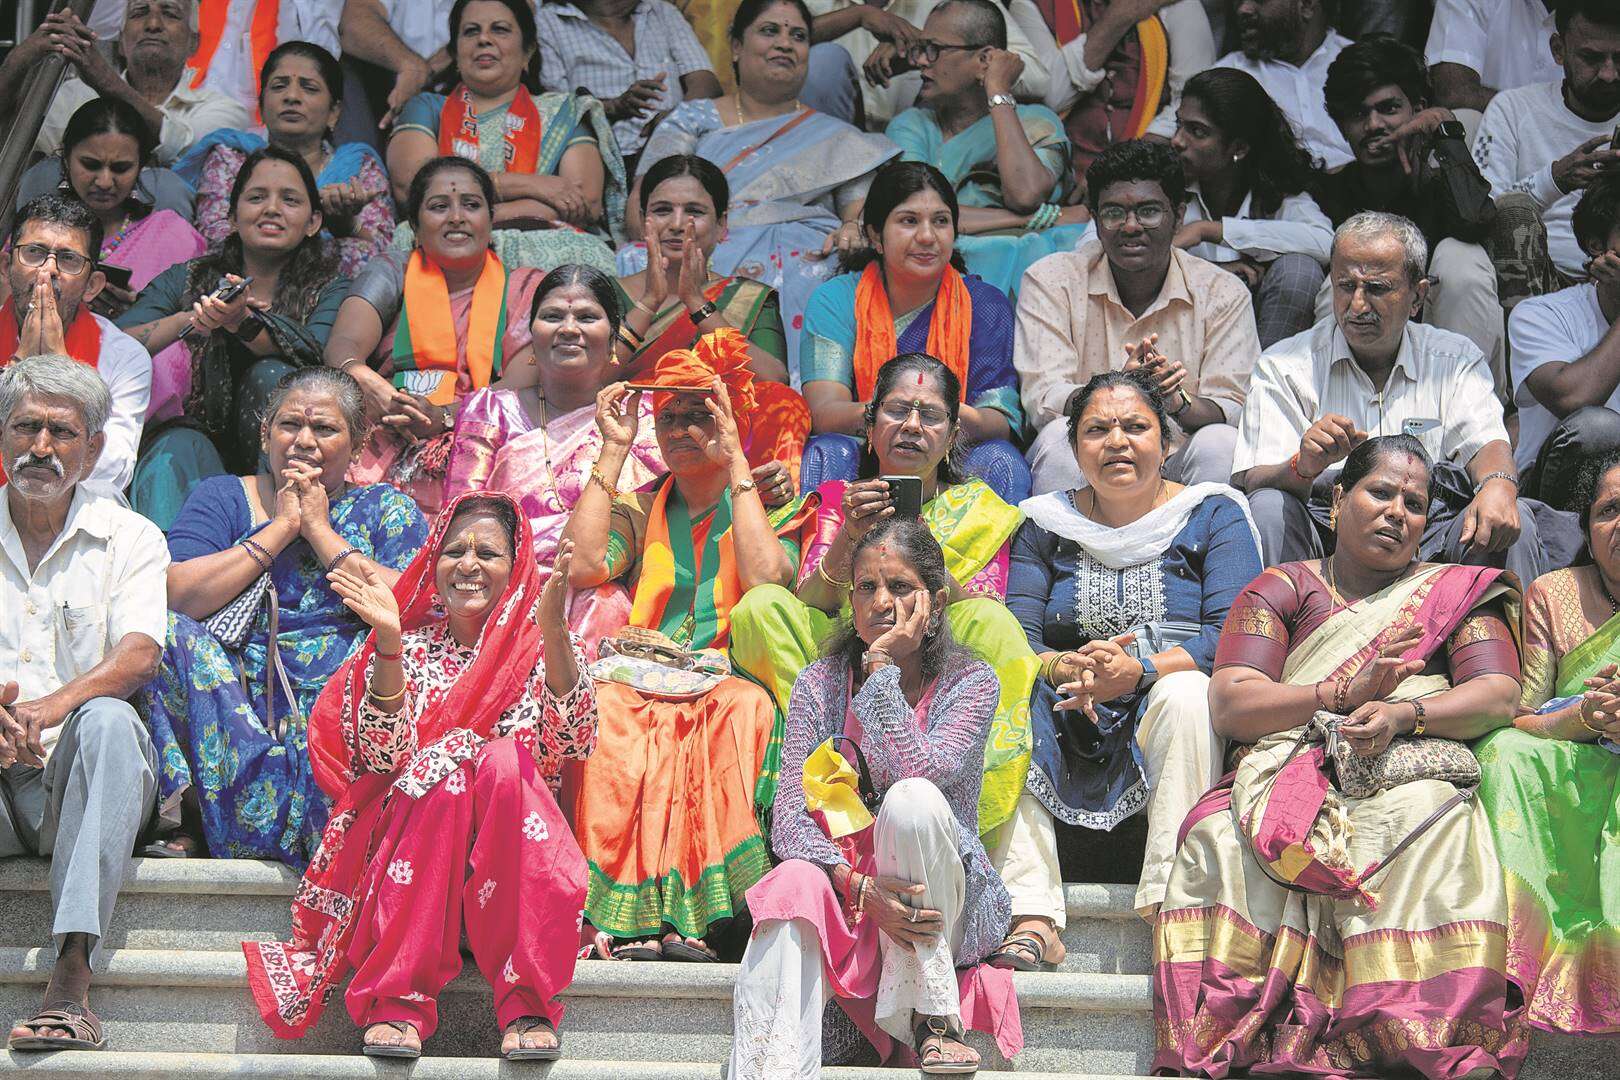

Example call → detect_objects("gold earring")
1329 502 1339 530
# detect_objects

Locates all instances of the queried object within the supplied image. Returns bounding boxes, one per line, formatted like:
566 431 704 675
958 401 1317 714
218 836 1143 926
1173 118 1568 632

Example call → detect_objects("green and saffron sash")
391 249 509 406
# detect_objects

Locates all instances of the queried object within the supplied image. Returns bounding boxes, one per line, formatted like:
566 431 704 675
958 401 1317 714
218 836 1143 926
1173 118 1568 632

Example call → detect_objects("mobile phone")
882 474 923 519
625 382 714 395
98 263 133 290
1611 122 1620 151
178 275 254 341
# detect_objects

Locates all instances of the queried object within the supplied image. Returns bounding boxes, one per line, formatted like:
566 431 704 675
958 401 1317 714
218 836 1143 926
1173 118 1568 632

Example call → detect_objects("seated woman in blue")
800 161 1029 504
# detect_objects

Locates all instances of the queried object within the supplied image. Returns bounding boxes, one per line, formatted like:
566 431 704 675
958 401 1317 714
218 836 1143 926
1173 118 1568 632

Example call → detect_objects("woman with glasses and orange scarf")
800 161 1030 504
561 328 816 962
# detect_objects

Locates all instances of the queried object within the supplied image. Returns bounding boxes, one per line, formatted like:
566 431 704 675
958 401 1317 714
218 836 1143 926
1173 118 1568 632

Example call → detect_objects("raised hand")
980 48 1024 98
594 382 642 449
329 562 401 639
675 221 710 311
1297 414 1367 479
18 273 67 357
870 589 931 664
752 460 795 508
284 459 331 537
539 539 574 637
1339 625 1426 712
609 74 666 121
381 54 431 130
842 479 895 542
697 377 746 467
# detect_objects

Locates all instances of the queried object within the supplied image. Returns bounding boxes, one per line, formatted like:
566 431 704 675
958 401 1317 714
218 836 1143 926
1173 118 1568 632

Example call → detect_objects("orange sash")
851 263 972 402
1050 0 1167 139
393 250 509 406
188 0 280 96
439 85 543 174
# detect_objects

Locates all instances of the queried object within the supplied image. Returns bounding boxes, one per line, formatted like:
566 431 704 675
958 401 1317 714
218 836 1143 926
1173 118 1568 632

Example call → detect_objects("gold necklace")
734 94 801 126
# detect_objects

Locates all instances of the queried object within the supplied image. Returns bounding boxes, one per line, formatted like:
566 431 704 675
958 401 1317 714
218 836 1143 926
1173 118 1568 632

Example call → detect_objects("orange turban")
648 326 757 425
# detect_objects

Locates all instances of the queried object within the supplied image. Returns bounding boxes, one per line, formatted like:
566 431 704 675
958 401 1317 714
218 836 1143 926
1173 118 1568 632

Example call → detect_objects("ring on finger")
906 907 919 923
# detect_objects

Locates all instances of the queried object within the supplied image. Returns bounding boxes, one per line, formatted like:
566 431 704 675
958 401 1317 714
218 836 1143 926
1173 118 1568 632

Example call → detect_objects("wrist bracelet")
368 684 406 706
1411 698 1427 737
817 561 852 590
327 547 358 574
1289 452 1315 483
1476 470 1519 492
1313 680 1330 712
239 538 272 571
1333 673 1351 714
632 296 658 317
590 465 622 501
1581 698 1606 735
374 646 403 662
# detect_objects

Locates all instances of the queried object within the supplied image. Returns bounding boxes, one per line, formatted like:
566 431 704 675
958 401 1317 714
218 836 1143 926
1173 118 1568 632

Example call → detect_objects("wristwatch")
987 93 1017 110
688 301 719 326
231 312 266 341
1136 656 1160 693
1436 119 1467 142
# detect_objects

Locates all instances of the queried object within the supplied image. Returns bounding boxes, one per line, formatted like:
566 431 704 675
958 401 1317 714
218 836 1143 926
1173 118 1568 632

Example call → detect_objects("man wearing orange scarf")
1 197 153 494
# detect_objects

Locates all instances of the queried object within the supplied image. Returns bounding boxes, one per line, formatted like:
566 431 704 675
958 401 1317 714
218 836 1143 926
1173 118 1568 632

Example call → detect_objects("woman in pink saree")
1154 434 1528 1079
443 264 665 652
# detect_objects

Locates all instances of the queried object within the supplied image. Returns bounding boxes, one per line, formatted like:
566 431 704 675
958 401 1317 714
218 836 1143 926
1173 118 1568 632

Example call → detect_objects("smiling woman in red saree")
1153 435 1528 1079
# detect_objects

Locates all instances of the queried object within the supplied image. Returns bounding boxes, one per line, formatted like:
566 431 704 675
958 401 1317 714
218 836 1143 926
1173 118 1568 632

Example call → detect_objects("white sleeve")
89 330 152 495
1005 0 1075 112
155 92 253 165
1145 0 1215 139
107 514 171 648
1507 294 1582 407
1222 192 1335 265
1231 347 1314 479
1004 9 1052 102
1472 93 1563 209
1442 344 1510 466
1424 0 1487 74
286 0 341 56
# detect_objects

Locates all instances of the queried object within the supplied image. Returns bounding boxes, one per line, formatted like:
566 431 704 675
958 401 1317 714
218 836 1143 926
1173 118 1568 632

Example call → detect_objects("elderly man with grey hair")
0 0 250 165
1232 210 1560 582
0 357 168 1054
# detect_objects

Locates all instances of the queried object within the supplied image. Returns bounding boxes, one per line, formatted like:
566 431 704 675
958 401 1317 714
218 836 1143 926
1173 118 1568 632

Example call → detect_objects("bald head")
933 0 1006 50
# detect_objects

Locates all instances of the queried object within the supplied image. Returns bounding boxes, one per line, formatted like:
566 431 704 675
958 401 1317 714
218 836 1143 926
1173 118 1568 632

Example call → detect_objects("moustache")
14 453 64 477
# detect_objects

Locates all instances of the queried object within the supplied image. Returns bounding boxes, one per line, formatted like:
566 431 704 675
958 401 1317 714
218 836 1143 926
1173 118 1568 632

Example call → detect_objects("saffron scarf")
1050 0 1168 139
439 84 543 174
188 0 279 96
247 492 546 1038
852 262 972 402
391 249 509 407
0 298 102 366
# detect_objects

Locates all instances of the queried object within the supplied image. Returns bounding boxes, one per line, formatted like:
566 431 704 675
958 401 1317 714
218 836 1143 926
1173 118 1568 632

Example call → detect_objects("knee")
1245 485 1298 528
1262 253 1325 299
1553 405 1620 453
876 776 953 840
1144 672 1215 740
473 737 526 793
240 360 296 412
68 698 149 755
1179 423 1238 482
806 42 857 85
1431 239 1495 289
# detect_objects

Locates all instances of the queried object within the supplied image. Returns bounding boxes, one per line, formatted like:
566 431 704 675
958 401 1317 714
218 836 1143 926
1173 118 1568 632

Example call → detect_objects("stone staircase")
0 858 1612 1078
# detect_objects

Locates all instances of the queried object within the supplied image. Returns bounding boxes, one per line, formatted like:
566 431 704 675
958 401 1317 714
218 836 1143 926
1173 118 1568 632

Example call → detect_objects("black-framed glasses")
14 243 92 277
906 40 979 65
1095 204 1169 230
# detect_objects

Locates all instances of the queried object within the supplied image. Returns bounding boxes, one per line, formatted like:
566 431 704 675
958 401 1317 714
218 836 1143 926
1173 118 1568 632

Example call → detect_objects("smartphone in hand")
881 474 923 519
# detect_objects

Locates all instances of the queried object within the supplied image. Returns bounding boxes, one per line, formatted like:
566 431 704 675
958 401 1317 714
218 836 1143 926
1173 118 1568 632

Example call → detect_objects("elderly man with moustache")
1234 210 1564 583
0 356 168 1054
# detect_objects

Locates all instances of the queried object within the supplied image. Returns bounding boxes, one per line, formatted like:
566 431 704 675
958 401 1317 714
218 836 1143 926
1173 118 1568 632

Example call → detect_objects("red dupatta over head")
246 491 547 1038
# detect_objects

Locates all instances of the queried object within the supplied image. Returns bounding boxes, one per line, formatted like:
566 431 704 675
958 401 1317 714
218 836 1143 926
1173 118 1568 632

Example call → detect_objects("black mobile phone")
98 263 134 290
881 474 923 519
1611 122 1620 151
178 275 254 341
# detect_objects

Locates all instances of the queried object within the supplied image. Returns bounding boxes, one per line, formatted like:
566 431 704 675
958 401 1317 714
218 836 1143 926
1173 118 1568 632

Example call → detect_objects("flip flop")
661 938 719 963
610 939 663 961
8 1001 108 1051
987 930 1048 972
502 1016 562 1061
361 1020 421 1059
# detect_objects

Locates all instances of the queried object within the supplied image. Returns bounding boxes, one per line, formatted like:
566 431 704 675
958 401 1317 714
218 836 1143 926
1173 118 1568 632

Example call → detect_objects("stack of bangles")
1027 203 1061 231
842 871 871 925
369 644 405 705
1041 650 1075 684
816 561 851 590
238 538 272 571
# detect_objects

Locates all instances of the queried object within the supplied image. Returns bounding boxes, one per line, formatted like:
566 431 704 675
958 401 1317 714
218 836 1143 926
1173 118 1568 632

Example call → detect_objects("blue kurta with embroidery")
141 476 428 867
1006 493 1258 828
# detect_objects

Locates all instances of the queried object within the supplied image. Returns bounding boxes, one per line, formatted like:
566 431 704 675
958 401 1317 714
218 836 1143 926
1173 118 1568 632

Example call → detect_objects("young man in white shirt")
1426 0 1560 113
2 198 153 497
1476 0 1620 305
0 356 169 1054
1211 0 1353 168
0 0 249 166
1234 211 1554 583
1509 173 1620 510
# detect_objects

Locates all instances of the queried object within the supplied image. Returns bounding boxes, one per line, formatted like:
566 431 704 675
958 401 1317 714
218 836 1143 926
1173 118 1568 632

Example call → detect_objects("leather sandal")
987 929 1049 972
502 1015 561 1061
361 1019 421 1059
914 1014 980 1075
8 1001 107 1051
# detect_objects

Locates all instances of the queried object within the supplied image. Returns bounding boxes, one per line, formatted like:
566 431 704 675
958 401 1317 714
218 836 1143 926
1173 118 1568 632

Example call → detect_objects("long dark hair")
859 353 968 486
184 145 337 324
58 97 158 217
1180 68 1321 218
445 0 542 93
823 517 963 683
844 160 966 274
530 262 623 337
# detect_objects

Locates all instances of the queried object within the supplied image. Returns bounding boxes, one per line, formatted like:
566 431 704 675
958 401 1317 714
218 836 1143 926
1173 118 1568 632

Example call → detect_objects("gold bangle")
368 684 405 706
1580 700 1607 735
590 465 622 501
1410 699 1427 737
817 561 851 590
632 296 658 317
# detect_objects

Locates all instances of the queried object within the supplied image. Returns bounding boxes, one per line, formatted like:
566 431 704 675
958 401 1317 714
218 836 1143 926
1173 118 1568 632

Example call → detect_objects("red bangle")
374 647 402 662
1289 452 1312 482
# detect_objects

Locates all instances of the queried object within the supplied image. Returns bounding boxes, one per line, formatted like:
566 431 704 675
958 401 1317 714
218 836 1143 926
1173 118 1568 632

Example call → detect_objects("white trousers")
729 777 966 1079
989 670 1224 926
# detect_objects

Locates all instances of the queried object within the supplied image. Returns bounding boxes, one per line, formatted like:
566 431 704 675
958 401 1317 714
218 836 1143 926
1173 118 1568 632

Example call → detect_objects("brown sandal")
361 1020 421 1059
914 1014 980 1075
8 1001 107 1051
987 930 1049 972
502 1015 561 1061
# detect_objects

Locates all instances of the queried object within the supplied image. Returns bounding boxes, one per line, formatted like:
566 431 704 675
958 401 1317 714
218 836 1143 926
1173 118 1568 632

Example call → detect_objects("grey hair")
1332 210 1429 285
0 355 112 438
262 367 372 444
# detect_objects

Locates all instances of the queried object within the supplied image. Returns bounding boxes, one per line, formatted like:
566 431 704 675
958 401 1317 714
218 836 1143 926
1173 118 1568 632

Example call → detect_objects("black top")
1311 129 1496 248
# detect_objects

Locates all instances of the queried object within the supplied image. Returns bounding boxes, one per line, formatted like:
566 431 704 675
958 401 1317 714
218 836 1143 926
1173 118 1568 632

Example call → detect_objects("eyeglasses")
1095 204 1169 230
14 243 92 277
905 40 979 65
877 400 951 428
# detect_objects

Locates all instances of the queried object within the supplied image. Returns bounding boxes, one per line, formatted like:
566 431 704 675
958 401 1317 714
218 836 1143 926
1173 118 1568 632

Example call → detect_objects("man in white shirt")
805 0 1050 127
1508 174 1620 511
1211 0 1353 168
0 356 168 1054
3 197 154 496
1234 211 1551 583
182 0 339 115
338 0 457 132
1 0 250 166
1426 0 1559 113
1475 1 1620 304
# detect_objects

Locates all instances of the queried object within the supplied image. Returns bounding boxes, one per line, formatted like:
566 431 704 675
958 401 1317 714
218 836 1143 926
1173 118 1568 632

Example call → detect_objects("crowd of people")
1 0 1618 1075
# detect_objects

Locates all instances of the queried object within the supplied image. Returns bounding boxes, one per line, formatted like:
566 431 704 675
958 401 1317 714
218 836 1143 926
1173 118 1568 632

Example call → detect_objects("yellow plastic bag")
803 737 874 839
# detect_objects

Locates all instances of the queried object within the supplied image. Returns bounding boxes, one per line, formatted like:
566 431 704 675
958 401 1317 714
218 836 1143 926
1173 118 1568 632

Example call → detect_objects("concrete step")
0 861 1152 975
0 1051 1159 1079
0 948 1156 1075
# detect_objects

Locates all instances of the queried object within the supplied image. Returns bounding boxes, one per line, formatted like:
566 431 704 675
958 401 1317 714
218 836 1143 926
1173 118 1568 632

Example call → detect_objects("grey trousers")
1029 420 1239 495
800 42 862 125
0 698 157 969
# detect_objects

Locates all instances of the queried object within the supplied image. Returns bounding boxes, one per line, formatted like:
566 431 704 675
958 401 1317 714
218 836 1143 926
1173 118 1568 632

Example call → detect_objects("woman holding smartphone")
119 146 349 528
730 352 1042 843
